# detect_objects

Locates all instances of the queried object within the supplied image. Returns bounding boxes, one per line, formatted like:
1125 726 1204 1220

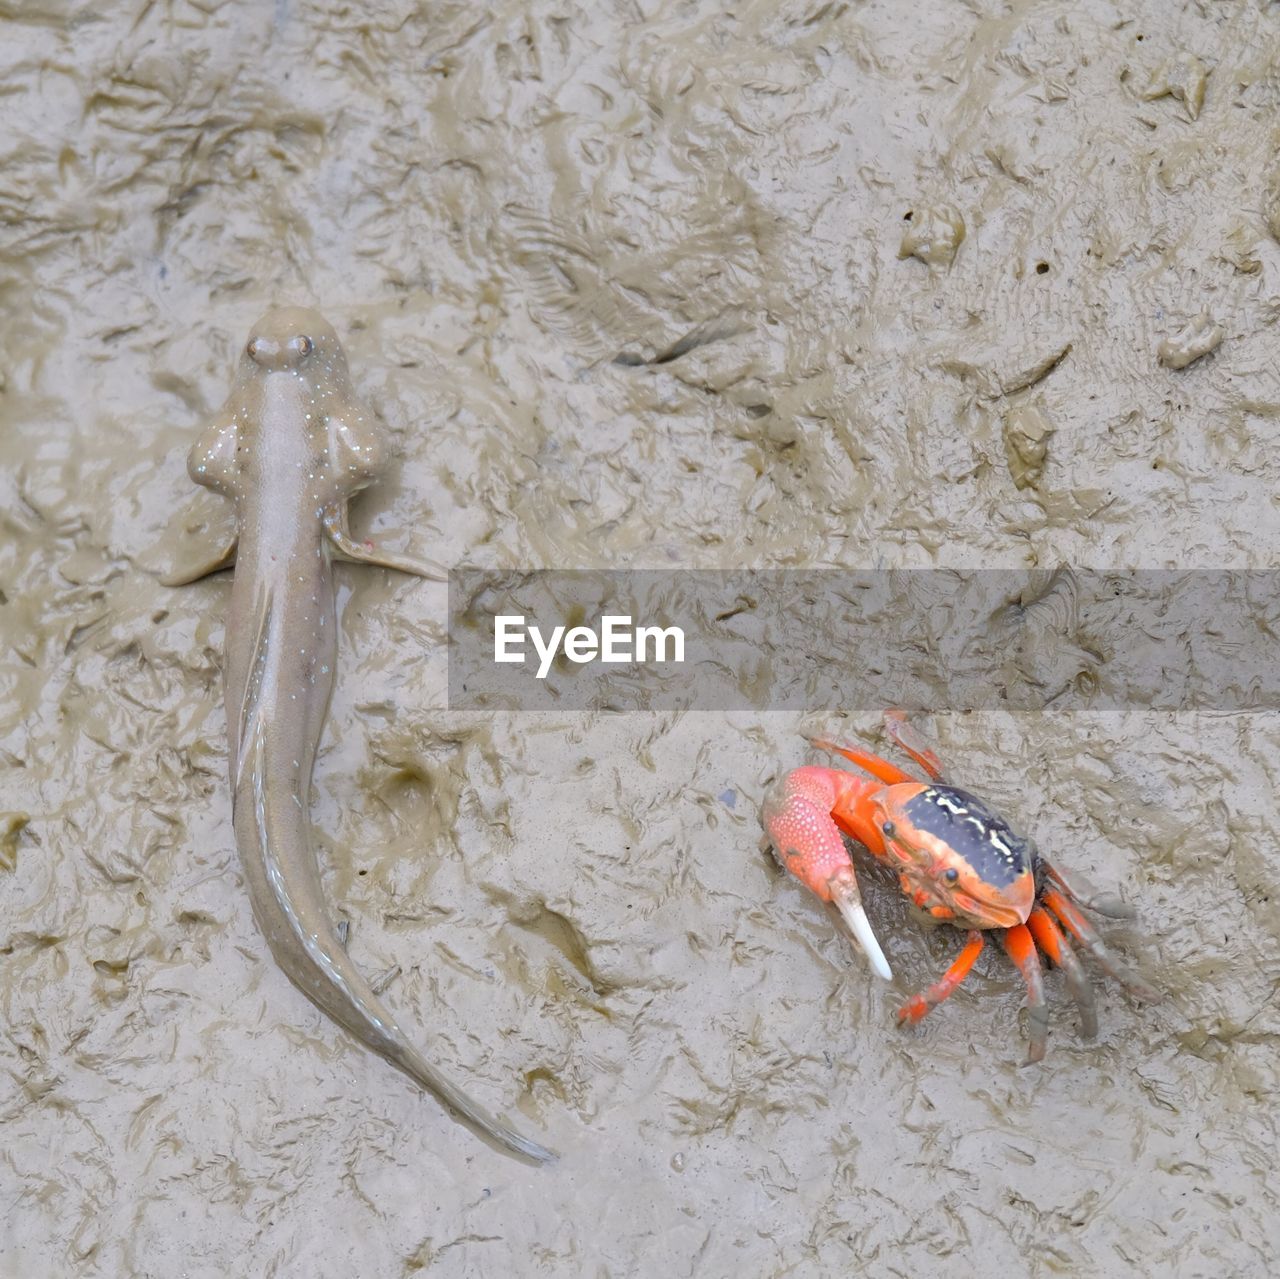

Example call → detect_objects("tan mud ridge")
2 2 1279 1275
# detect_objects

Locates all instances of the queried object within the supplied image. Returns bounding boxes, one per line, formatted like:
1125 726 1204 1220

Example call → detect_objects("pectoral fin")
188 405 243 499
323 506 446 581
160 536 239 586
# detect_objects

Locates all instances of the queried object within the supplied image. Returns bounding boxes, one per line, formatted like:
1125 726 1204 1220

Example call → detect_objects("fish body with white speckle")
181 308 553 1163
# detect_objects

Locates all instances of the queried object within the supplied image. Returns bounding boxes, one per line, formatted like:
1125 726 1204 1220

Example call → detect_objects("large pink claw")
762 768 893 981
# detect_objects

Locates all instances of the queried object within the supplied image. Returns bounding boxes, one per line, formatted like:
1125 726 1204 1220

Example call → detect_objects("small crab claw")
762 774 893 982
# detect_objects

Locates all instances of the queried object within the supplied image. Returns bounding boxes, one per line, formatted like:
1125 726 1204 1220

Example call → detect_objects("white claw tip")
832 888 893 982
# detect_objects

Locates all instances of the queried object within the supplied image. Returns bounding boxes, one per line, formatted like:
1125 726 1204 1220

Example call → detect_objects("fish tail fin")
242 729 555 1163
384 1040 558 1164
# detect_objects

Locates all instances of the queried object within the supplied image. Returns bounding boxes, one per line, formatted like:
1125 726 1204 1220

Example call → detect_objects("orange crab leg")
808 738 917 786
1027 905 1098 1039
1042 889 1160 1003
882 708 949 782
1001 923 1049 1064
896 930 984 1025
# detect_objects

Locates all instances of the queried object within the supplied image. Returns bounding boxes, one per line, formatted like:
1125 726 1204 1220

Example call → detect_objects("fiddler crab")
761 710 1159 1063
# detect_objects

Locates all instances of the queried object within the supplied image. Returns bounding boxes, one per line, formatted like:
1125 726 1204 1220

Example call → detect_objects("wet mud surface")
3 1 1280 1274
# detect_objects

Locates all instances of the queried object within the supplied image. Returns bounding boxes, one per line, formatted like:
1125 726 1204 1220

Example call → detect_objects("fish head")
243 307 345 374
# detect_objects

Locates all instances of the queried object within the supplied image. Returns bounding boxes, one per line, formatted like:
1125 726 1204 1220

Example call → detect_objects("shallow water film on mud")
3 1 1280 1275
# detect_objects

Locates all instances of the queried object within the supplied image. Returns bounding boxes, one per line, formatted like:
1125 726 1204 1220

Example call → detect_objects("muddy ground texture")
3 1 1280 1275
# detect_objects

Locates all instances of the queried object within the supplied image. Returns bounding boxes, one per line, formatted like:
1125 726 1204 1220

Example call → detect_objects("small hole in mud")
903 210 913 221
358 869 368 875
1036 261 1050 274
1136 34 1144 42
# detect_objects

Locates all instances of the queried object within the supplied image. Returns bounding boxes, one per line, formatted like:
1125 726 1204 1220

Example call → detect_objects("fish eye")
291 335 314 357
246 337 261 358
943 868 960 884
882 821 896 838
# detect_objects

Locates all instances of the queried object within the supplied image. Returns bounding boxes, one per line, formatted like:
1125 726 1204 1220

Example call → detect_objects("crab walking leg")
897 930 984 1025
1038 853 1136 920
762 768 893 981
1042 889 1161 1002
807 739 916 786
1002 924 1049 1065
1027 905 1098 1039
882 709 949 783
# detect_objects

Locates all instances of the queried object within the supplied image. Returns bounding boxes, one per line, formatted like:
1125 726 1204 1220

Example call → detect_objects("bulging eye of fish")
244 331 316 370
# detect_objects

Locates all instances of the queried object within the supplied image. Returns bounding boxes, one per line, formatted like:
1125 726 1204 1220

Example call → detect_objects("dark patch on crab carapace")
900 785 1032 890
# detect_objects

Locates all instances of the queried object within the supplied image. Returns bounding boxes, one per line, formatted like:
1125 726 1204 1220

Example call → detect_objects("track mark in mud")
503 208 668 362
942 340 1073 400
1 813 29 872
495 891 617 1000
613 315 750 368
